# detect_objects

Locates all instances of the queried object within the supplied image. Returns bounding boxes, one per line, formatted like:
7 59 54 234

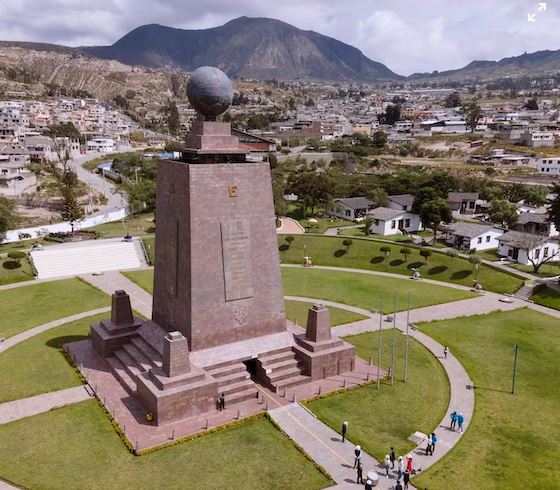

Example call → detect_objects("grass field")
529 285 560 310
284 300 366 327
511 261 560 278
0 401 331 490
85 212 155 238
124 267 475 313
0 279 109 339
278 235 523 294
306 330 449 461
281 268 475 313
0 255 34 285
0 313 106 403
414 309 560 490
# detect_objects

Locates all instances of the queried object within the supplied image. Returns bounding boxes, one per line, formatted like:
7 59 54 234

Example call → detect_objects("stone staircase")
256 347 310 393
204 360 258 406
514 283 535 301
106 334 164 395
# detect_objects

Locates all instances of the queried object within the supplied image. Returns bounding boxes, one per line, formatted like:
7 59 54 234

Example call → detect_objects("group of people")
449 410 465 432
424 432 437 456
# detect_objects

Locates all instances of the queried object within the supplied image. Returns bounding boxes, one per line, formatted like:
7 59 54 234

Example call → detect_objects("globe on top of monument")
186 66 233 120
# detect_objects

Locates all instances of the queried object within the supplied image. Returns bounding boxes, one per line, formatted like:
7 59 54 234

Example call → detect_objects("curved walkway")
276 217 305 235
0 307 110 354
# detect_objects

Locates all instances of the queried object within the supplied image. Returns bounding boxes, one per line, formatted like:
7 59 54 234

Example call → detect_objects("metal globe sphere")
186 66 233 119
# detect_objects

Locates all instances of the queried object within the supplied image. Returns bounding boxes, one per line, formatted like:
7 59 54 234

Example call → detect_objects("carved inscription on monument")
221 220 254 302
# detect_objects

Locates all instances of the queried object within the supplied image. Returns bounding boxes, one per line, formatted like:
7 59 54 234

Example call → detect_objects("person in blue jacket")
450 410 457 430
457 412 465 433
430 432 437 455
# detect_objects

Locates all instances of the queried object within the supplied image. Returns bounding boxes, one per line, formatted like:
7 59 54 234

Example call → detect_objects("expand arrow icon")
528 13 537 21
539 2 547 11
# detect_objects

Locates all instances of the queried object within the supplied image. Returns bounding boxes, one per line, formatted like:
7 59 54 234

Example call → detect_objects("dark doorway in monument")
243 358 258 378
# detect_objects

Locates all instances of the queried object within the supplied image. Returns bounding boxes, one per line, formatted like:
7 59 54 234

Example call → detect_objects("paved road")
0 386 91 425
277 217 305 235
68 152 126 215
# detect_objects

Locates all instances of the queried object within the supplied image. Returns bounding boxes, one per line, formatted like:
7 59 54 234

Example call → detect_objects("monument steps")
114 349 146 379
122 343 157 371
106 355 137 394
259 350 297 365
262 358 299 371
273 374 311 391
220 379 255 397
267 366 302 383
224 386 259 405
205 361 248 377
130 336 163 369
205 361 259 406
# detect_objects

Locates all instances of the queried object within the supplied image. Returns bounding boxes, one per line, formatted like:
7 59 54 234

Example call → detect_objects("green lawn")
295 217 355 234
282 268 475 313
511 261 560 278
284 300 367 327
306 330 449 461
278 235 523 294
0 279 109 339
414 309 560 490
0 400 331 490
85 212 155 238
0 313 106 403
529 285 560 310
0 255 34 285
124 268 475 314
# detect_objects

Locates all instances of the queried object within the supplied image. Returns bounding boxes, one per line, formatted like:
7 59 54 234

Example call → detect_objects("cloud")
0 0 559 75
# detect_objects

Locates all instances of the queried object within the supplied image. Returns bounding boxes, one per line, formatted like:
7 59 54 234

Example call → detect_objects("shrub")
7 251 26 265
400 247 412 261
342 239 353 251
286 236 295 248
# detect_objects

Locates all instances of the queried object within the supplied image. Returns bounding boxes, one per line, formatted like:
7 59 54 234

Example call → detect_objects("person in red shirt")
406 455 413 474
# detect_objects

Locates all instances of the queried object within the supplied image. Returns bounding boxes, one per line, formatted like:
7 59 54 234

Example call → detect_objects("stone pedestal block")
111 290 134 326
185 121 244 153
305 304 332 343
163 331 191 377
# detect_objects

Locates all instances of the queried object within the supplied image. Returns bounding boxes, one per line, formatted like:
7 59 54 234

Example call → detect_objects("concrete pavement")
0 386 91 425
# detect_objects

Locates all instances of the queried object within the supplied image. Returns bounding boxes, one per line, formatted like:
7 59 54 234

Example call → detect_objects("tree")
463 102 483 132
419 198 453 243
446 249 458 264
48 122 83 142
0 196 18 242
420 249 432 263
379 104 401 125
304 98 315 107
517 235 560 273
371 131 388 149
287 172 332 215
368 187 389 207
444 92 462 108
59 164 85 232
285 236 295 248
488 199 518 227
412 187 439 214
113 95 129 109
401 247 412 262
343 239 353 251
364 217 373 236
272 167 287 218
380 245 391 270
548 183 560 231
524 98 538 110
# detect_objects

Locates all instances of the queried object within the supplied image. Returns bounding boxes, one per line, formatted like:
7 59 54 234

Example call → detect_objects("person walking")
450 410 457 430
341 421 348 442
431 432 438 455
403 470 410 489
390 447 396 469
384 455 391 477
395 480 403 490
443 346 448 359
457 412 465 433
219 393 225 411
353 445 362 468
424 435 432 456
406 455 413 475
397 455 404 482
356 461 363 484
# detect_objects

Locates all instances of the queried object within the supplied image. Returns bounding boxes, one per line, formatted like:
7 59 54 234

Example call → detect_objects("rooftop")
447 192 479 202
498 230 552 248
447 222 502 239
388 194 414 207
368 207 406 221
334 197 374 210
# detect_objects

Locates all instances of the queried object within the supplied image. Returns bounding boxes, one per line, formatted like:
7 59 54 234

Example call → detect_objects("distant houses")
368 207 423 235
497 231 559 266
445 223 504 251
329 197 375 221
447 192 479 216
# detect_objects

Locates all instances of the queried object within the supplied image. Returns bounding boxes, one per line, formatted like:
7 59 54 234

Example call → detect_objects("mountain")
410 49 560 81
82 16 400 82
0 44 186 101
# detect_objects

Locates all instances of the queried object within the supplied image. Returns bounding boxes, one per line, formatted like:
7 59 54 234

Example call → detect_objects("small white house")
512 213 558 237
538 158 560 176
520 131 554 148
367 207 423 235
329 197 374 221
497 231 559 265
446 222 504 251
87 138 115 153
387 194 415 211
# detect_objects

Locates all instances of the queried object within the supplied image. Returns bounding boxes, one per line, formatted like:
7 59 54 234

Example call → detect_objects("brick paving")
0 386 91 425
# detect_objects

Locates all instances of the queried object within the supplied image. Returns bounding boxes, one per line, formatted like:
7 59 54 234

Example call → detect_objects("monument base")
136 366 218 425
91 317 144 358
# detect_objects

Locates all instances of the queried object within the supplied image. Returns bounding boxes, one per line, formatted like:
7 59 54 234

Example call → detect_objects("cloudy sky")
0 0 558 75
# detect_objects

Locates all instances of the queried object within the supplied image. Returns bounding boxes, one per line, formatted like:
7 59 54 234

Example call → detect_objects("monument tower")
90 66 355 425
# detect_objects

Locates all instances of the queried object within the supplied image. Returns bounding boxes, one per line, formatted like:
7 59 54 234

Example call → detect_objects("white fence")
2 208 128 243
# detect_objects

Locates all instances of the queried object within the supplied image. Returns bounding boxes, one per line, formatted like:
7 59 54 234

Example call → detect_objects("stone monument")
90 66 356 425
